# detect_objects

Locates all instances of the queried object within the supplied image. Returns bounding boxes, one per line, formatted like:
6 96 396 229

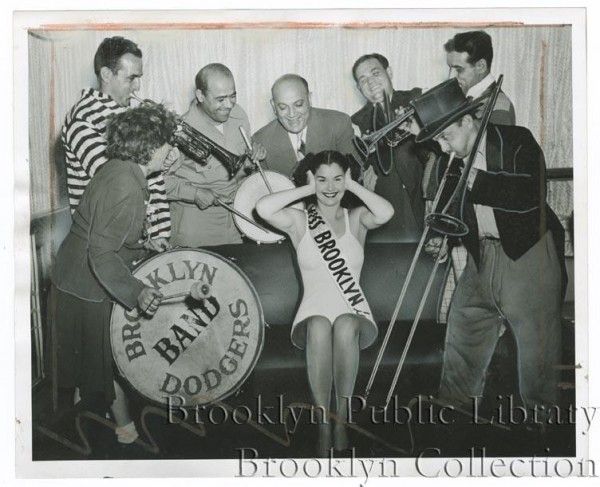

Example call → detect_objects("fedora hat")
412 78 484 143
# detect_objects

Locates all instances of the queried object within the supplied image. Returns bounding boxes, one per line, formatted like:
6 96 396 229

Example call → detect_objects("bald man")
165 63 264 247
252 74 360 178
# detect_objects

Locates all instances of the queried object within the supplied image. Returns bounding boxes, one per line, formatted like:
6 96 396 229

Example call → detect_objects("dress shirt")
469 134 500 239
467 72 496 100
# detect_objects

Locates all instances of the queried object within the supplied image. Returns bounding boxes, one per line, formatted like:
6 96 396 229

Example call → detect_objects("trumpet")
354 89 415 159
353 103 415 161
131 94 248 179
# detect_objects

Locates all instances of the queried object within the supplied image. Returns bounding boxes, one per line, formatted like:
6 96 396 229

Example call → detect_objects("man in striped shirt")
61 36 172 251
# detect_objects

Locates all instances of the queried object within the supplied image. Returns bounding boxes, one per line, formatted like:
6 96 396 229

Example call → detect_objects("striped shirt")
61 88 171 239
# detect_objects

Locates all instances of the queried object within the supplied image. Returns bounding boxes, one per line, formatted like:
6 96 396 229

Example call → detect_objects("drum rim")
232 170 295 243
110 247 265 408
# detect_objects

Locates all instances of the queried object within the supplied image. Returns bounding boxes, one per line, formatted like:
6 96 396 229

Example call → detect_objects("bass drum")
233 170 304 243
110 249 264 407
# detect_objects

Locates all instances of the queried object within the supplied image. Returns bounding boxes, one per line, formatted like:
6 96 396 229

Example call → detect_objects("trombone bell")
425 212 469 237
353 108 415 160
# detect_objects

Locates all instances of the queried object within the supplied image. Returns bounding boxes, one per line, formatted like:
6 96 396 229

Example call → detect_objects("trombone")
353 103 415 164
426 76 503 237
364 75 504 408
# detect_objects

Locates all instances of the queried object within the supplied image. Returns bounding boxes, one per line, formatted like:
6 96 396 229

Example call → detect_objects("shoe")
114 439 152 460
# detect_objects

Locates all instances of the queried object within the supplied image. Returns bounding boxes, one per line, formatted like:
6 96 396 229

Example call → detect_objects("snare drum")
110 249 264 407
233 171 304 244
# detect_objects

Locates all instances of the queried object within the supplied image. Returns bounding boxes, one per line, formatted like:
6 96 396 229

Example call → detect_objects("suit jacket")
252 107 359 178
434 124 566 289
351 88 426 242
424 82 515 201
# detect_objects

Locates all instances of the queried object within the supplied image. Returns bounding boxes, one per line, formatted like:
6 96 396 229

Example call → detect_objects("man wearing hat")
436 30 518 317
412 79 566 414
437 30 517 293
426 31 516 254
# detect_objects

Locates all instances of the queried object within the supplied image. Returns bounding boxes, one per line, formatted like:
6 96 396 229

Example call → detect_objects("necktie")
377 102 387 122
297 136 306 160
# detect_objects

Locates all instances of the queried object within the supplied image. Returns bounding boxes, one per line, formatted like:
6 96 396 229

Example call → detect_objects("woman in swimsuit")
256 150 394 455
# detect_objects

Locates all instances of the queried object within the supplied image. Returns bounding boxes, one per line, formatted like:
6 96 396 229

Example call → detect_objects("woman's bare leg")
110 380 139 444
332 315 360 451
110 380 132 426
305 316 333 456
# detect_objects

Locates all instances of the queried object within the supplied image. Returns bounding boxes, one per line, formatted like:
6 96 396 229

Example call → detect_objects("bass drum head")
233 171 304 243
110 249 264 407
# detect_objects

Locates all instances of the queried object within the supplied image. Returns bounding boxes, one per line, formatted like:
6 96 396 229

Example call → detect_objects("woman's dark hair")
106 103 177 166
292 150 364 208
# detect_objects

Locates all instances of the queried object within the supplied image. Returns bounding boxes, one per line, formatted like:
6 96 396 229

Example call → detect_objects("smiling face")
271 79 311 134
354 57 394 104
314 162 346 207
101 53 143 106
197 73 237 124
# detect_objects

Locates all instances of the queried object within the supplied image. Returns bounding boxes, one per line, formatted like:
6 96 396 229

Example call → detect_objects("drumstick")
160 292 189 304
142 295 157 314
161 282 211 304
239 126 273 194
215 197 272 234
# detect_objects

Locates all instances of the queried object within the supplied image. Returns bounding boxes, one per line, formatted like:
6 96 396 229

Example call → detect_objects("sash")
306 204 373 322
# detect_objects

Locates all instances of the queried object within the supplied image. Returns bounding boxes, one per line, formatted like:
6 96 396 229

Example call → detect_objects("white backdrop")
28 24 573 220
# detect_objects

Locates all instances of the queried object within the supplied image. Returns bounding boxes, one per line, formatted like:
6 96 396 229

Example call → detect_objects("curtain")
28 24 573 225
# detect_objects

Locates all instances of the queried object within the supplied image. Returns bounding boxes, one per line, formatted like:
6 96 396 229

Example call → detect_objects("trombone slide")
364 152 455 400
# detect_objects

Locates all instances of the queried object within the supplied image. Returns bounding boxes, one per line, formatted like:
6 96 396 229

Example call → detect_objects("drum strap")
307 204 373 321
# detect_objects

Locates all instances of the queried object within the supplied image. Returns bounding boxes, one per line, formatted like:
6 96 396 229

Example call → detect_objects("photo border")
11 4 590 482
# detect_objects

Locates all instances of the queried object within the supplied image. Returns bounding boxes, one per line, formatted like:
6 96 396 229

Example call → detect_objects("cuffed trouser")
438 232 562 410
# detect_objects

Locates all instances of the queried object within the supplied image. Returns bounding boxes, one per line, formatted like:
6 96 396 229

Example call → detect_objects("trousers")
438 232 562 410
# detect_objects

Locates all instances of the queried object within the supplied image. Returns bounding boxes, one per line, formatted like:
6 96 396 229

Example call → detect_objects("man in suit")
252 74 359 179
413 79 565 413
165 63 265 247
351 53 429 242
